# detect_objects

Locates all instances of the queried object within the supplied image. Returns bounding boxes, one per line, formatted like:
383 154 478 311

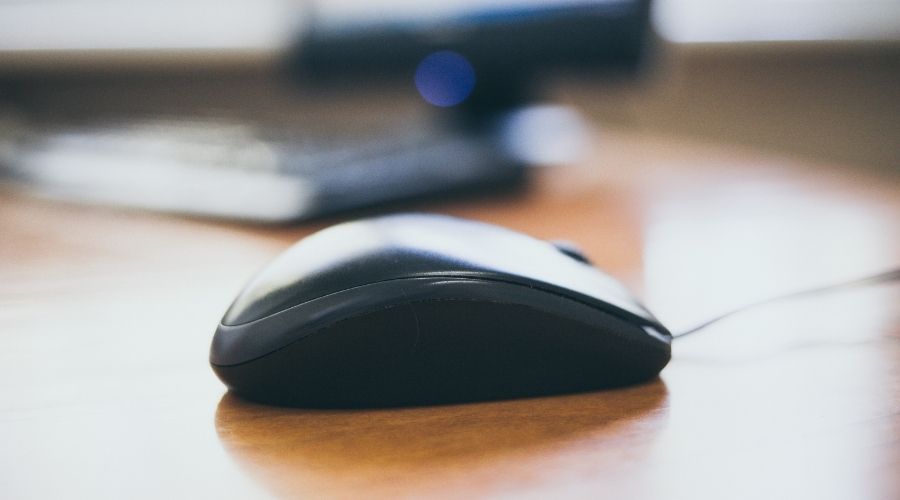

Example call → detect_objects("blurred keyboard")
0 118 524 222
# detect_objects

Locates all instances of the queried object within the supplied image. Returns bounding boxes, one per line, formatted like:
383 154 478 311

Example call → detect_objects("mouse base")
213 299 670 409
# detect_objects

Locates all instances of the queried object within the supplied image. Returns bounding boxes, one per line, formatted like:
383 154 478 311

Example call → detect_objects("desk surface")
2 128 899 499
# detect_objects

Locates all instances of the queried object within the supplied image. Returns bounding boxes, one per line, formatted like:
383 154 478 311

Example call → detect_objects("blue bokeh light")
414 50 476 107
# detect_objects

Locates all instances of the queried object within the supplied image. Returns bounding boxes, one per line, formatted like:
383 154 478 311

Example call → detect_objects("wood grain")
1 128 898 499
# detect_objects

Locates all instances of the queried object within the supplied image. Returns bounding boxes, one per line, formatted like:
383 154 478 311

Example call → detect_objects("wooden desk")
2 129 898 499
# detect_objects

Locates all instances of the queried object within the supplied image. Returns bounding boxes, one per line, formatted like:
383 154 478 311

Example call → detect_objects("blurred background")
0 0 897 222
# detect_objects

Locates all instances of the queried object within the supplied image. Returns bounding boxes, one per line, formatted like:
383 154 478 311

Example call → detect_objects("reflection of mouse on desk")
210 213 671 407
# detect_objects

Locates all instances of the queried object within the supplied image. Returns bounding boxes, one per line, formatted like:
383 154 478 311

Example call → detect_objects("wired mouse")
210 213 671 407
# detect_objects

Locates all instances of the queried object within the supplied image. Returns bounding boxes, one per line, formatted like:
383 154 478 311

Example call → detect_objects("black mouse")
210 213 671 407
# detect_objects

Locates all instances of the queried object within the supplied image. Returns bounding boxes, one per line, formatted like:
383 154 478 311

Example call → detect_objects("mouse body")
211 213 670 407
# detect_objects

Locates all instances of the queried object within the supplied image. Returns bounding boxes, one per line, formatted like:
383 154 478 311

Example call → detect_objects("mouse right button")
549 240 592 265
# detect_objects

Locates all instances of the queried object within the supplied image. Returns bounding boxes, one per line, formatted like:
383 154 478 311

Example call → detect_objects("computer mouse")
210 213 671 408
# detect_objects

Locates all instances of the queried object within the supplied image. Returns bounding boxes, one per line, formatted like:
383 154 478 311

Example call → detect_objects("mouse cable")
671 267 900 339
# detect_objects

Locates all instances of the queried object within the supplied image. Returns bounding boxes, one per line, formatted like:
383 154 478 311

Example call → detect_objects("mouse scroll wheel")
549 240 592 265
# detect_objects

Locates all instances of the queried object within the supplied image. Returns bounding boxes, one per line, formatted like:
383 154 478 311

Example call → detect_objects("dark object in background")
293 0 653 116
211 214 671 408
